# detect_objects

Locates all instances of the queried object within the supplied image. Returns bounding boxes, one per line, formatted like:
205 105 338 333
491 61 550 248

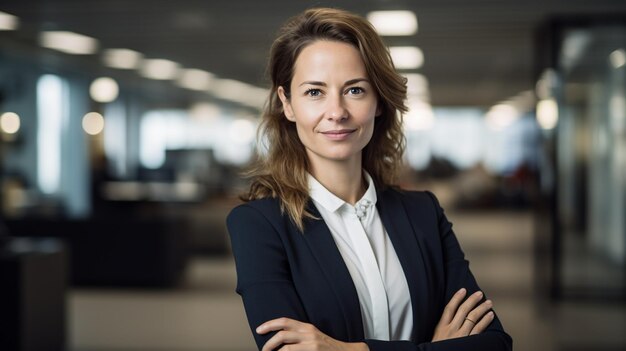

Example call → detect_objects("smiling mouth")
321 129 356 135
320 129 356 140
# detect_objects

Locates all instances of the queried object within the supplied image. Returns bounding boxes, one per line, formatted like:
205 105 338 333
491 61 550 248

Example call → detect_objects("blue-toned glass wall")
587 37 626 265
1 51 91 219
34 73 89 217
36 74 64 195
544 21 626 299
405 107 540 175
62 75 90 217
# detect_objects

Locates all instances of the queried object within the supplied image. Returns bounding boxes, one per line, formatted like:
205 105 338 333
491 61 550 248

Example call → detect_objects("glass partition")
535 16 626 300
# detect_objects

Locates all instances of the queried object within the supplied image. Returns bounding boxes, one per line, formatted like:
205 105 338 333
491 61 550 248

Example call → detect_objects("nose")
326 95 348 121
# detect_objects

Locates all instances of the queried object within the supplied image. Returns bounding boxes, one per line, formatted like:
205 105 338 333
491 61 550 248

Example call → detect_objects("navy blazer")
227 188 512 351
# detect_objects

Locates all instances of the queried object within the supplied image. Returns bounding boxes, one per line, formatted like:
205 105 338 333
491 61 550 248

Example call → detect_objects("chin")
325 151 361 162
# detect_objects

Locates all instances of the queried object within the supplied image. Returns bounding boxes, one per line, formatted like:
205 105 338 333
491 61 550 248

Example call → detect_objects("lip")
320 128 356 140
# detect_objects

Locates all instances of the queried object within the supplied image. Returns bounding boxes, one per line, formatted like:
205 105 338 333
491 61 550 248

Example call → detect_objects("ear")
375 102 383 117
277 86 295 121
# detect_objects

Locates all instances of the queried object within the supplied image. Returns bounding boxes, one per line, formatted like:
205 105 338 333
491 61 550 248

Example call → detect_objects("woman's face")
278 40 379 172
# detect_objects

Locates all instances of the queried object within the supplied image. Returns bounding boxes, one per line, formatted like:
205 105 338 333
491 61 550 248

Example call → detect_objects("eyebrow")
298 78 370 87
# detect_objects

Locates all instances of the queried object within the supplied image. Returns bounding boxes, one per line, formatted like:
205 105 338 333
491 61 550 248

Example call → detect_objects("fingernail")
488 311 494 318
486 299 493 306
475 291 483 297
458 288 466 294
256 325 264 333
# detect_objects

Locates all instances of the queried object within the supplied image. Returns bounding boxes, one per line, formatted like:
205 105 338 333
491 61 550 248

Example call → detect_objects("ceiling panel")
2 0 626 107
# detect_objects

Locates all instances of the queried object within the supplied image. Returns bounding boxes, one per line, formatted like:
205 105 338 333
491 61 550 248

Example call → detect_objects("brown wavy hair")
242 7 408 231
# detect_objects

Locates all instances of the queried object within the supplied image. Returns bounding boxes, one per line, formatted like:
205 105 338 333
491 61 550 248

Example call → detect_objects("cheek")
293 119 315 146
356 100 379 121
361 106 378 129
362 111 377 142
363 120 376 142
292 104 322 130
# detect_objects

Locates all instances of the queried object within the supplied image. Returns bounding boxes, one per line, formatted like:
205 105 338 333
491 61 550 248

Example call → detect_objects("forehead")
292 40 368 82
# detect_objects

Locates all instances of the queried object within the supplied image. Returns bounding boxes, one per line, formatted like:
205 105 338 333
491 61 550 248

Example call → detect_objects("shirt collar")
308 171 378 213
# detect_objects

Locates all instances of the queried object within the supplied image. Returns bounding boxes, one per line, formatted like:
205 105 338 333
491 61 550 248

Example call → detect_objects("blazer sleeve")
227 203 309 350
364 191 513 351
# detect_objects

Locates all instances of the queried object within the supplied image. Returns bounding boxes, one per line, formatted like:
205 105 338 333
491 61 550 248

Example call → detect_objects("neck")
309 157 365 205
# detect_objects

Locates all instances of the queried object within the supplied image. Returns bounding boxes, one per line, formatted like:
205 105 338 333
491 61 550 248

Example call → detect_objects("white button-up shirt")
308 172 413 341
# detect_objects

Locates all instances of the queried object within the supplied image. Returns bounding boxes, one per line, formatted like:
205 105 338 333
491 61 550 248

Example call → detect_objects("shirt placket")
345 208 390 340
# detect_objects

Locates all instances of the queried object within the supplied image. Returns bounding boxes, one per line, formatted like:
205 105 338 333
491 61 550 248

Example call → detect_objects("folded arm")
227 195 512 351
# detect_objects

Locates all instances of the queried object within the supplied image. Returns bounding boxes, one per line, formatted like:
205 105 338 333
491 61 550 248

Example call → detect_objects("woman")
227 8 512 351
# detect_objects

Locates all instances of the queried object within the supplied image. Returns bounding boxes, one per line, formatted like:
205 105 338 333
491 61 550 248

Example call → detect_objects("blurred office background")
0 0 625 350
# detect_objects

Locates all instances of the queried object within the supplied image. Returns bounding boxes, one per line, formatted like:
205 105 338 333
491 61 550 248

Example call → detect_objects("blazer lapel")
377 189 430 343
302 203 365 341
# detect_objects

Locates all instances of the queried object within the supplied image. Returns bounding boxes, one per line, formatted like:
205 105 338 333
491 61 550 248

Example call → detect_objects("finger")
466 299 493 326
261 330 302 351
257 317 299 334
441 288 467 324
459 299 491 335
451 290 483 327
470 311 495 335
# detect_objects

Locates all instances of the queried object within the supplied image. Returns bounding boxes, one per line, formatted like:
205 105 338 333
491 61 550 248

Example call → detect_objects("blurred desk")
5 218 189 287
0 237 67 351
101 181 206 202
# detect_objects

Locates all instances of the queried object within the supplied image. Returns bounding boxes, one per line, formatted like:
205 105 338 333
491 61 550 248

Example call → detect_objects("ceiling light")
103 48 143 69
243 86 269 109
0 112 21 134
404 73 429 98
0 11 19 30
89 77 119 103
39 31 99 55
536 99 558 130
211 79 249 100
210 79 267 109
82 112 105 135
610 48 626 69
367 10 417 36
140 58 180 80
189 102 221 122
177 69 215 91
389 46 423 69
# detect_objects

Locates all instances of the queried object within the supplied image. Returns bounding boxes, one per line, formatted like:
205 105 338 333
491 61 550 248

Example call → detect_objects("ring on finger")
465 317 476 324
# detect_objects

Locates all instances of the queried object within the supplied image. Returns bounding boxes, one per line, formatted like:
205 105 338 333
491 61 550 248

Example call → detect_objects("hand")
432 288 494 342
256 317 368 351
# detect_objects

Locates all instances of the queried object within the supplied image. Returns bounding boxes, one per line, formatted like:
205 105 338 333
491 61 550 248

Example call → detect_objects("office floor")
68 210 626 351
